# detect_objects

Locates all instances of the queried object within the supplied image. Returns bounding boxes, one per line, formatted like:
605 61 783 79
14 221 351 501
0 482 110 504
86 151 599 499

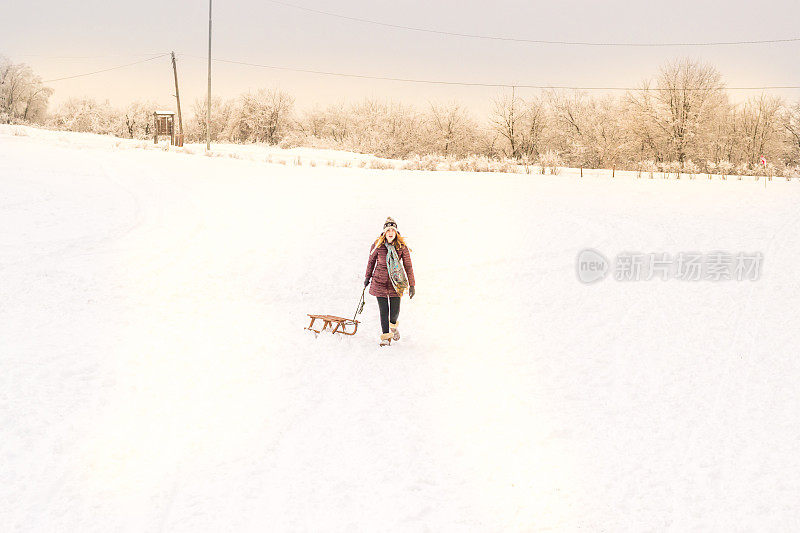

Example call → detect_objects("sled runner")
305 314 359 336
305 286 365 337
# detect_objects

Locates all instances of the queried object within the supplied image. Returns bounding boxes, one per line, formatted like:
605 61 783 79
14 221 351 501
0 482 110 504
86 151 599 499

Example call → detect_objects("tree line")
3 55 800 174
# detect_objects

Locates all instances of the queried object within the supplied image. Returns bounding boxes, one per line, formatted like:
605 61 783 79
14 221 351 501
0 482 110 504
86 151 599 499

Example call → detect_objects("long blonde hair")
372 231 410 253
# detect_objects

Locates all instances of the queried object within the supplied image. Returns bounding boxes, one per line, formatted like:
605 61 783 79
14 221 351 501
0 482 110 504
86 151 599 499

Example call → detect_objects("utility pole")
171 51 184 146
206 0 212 151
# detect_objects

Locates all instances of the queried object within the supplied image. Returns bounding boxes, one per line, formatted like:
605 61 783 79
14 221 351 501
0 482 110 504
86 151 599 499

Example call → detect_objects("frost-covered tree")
227 88 294 144
48 97 120 134
292 102 351 149
627 58 727 165
345 98 421 158
319 101 352 143
424 101 477 157
188 96 234 142
298 105 327 138
519 95 548 162
291 99 424 157
783 100 800 165
488 88 551 161
121 100 157 139
547 90 630 168
738 94 783 168
717 160 733 179
490 87 525 159
684 159 699 179
702 102 737 164
0 56 53 124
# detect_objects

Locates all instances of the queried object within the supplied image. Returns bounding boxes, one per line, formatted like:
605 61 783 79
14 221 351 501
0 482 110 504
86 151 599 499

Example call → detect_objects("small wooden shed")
153 110 177 145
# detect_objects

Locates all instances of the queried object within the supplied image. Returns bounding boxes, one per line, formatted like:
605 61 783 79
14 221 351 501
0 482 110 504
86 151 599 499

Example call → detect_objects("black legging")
376 296 401 334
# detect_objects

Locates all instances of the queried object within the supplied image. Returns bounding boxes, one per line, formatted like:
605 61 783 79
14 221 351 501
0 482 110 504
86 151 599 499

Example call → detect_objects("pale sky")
4 0 800 116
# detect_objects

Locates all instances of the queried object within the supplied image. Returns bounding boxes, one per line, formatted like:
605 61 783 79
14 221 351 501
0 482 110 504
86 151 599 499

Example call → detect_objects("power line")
179 53 800 91
12 53 168 59
42 53 169 83
266 0 800 47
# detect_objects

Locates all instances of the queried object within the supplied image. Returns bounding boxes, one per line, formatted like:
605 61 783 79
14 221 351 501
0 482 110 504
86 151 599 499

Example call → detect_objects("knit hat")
382 217 398 234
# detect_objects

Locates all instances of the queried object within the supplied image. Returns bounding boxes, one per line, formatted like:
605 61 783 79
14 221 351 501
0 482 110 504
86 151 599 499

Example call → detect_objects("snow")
2 125 800 531
0 125 392 168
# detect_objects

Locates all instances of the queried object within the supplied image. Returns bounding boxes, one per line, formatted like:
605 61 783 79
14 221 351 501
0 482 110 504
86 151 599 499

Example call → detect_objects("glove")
364 278 370 287
409 286 415 299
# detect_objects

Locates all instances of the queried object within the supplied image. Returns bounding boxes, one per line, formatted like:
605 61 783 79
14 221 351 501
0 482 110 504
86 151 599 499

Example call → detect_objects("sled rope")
353 286 366 322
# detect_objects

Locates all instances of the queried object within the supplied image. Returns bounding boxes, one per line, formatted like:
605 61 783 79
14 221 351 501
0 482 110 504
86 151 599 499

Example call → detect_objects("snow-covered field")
2 125 800 532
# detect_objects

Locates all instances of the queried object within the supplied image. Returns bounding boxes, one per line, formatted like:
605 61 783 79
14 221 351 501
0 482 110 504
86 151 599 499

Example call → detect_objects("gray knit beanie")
382 217 398 233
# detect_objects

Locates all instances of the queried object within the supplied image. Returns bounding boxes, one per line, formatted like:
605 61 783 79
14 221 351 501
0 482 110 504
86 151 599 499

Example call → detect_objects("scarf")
385 241 410 296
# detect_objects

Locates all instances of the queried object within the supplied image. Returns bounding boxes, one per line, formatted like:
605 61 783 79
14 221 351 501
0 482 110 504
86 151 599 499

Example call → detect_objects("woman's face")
385 228 396 242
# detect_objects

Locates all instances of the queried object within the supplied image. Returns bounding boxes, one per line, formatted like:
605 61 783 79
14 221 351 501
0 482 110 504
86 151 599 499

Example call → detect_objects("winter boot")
390 321 400 341
379 332 393 346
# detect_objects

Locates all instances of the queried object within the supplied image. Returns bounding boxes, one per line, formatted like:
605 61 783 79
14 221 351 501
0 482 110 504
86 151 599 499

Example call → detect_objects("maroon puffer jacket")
365 241 415 297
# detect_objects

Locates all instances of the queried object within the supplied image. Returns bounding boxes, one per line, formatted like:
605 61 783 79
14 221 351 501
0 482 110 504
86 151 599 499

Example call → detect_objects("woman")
364 217 416 346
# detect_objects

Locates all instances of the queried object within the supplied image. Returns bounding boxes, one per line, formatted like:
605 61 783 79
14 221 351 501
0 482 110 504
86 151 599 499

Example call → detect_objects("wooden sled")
305 314 360 336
